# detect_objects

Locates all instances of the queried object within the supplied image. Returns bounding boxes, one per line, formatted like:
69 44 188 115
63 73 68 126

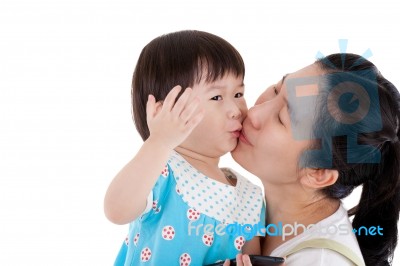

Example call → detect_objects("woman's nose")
246 105 262 130
246 101 276 129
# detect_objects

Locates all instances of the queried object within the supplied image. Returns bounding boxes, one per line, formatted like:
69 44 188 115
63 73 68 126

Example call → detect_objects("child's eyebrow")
206 83 245 91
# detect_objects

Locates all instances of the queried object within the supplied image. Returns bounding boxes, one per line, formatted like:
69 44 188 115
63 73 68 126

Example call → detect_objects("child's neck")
174 147 230 185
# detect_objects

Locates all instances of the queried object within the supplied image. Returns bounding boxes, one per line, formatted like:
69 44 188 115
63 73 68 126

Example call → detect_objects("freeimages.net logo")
286 39 382 168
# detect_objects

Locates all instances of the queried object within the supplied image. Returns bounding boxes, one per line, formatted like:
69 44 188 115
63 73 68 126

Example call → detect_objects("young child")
104 30 265 265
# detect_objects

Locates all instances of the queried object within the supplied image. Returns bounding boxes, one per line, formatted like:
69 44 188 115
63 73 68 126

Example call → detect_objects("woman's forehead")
255 64 321 104
285 63 322 81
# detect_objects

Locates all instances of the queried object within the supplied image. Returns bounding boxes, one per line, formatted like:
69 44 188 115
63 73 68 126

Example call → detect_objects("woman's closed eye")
278 112 284 125
274 86 279 95
274 87 285 125
254 86 278 105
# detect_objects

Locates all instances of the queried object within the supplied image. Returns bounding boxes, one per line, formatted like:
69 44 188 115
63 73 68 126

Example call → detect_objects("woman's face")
232 63 323 183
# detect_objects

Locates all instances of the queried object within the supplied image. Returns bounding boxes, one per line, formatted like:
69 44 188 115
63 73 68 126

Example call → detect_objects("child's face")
179 73 247 157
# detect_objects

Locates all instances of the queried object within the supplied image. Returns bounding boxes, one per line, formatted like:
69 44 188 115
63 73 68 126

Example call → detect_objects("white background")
1 0 399 265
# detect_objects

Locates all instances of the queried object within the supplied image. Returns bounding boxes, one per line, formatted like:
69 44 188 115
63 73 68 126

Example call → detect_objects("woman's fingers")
236 254 252 266
236 254 244 266
221 254 252 266
222 259 231 266
242 254 252 265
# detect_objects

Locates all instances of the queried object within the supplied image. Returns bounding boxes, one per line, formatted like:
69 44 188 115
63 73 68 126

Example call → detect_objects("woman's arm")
242 236 261 254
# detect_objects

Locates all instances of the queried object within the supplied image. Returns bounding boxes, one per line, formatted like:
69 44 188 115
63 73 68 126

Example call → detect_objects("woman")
230 53 400 266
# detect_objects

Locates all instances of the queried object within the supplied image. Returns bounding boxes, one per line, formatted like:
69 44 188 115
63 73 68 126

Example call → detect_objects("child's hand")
146 85 204 150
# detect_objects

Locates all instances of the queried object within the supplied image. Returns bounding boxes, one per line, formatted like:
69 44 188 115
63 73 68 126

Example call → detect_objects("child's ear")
300 168 339 189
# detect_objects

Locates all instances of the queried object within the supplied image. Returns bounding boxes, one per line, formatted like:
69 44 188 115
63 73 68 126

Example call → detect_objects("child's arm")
104 86 203 225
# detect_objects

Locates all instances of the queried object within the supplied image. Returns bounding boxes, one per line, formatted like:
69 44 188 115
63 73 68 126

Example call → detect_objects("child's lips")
230 126 242 138
231 130 241 138
239 129 252 145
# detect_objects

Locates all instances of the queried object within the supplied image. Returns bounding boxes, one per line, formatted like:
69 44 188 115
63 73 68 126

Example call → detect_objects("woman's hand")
223 254 252 266
222 254 286 266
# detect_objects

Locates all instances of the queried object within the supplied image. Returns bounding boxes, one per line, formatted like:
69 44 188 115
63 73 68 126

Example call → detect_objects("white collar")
168 151 264 225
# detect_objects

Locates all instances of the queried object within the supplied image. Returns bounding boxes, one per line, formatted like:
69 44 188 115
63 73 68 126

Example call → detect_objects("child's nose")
228 103 242 119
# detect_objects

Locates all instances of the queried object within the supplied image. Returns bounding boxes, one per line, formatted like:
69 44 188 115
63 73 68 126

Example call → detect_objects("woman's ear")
300 168 339 189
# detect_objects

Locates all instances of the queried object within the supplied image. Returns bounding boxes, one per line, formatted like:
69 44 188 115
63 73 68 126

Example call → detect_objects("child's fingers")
146 94 156 122
162 85 182 111
154 101 163 114
185 110 204 131
179 96 200 123
171 87 192 117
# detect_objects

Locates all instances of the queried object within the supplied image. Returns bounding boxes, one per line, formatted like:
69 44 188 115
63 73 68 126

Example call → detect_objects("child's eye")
210 95 223 101
235 92 244 98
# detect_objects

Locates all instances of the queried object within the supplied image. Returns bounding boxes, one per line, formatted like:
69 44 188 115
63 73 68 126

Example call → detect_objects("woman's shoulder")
284 247 358 265
269 205 364 265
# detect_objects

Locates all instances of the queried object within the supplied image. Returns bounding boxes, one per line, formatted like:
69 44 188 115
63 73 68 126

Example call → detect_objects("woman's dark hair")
131 30 245 140
310 53 400 265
